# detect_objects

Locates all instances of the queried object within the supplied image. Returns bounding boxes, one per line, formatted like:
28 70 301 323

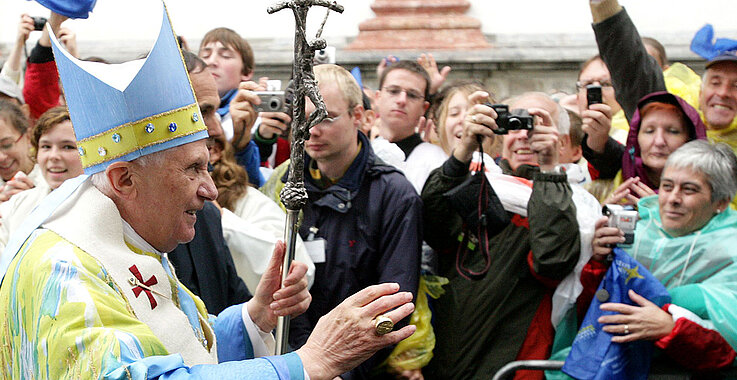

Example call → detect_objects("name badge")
304 238 326 263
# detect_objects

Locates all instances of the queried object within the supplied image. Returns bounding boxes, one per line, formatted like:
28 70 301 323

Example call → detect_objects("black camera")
32 16 47 31
586 84 602 107
486 104 534 135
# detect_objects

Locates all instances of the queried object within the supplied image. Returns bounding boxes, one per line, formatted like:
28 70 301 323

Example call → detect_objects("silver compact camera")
313 46 336 65
602 204 638 245
254 91 286 113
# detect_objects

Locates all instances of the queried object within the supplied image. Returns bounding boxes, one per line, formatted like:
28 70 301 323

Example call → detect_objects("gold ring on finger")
374 315 394 336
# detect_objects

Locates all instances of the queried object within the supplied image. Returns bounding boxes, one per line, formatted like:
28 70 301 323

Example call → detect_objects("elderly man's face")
190 67 225 163
699 62 737 130
658 166 725 237
503 94 573 169
190 67 224 140
135 140 218 252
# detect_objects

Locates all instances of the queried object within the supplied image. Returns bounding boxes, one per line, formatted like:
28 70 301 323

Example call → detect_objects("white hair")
665 140 737 203
89 150 170 196
508 92 570 135
90 171 112 195
556 102 570 136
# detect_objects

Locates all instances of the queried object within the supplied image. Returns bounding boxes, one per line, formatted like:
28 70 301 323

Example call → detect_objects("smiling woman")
585 91 707 205
432 81 493 156
0 100 38 188
0 106 83 252
31 107 84 190
581 140 737 373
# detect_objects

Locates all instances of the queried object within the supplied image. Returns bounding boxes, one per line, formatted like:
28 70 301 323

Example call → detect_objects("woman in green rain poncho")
551 140 737 376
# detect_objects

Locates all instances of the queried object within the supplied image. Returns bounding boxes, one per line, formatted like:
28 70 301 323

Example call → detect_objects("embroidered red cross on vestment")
129 265 159 309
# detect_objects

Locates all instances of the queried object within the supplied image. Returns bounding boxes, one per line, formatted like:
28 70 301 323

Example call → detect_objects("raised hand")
527 107 560 171
247 241 311 332
581 103 613 153
417 53 451 95
297 283 416 380
453 91 496 163
603 176 655 206
230 81 263 150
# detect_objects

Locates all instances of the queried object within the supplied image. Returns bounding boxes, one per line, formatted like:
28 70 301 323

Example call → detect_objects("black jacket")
170 201 251 315
287 132 422 380
583 7 667 179
422 157 580 379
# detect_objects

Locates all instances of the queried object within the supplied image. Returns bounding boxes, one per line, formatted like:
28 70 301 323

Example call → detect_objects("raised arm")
590 0 666 122
0 14 34 84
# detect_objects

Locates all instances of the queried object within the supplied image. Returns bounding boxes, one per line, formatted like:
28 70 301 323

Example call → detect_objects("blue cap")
706 50 737 69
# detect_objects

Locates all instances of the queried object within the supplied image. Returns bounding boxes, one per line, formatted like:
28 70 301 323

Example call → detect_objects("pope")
0 3 415 379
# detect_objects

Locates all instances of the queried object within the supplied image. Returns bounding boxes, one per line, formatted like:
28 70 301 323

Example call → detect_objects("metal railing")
492 360 564 380
491 359 737 380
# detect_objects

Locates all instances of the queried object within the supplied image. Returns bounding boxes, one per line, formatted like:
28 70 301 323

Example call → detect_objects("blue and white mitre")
51 1 207 175
0 1 206 280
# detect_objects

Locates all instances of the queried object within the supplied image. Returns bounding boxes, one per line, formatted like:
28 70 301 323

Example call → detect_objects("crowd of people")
0 0 736 378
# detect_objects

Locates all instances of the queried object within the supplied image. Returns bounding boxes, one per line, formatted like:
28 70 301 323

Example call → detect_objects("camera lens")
32 16 47 31
508 117 522 129
269 97 283 111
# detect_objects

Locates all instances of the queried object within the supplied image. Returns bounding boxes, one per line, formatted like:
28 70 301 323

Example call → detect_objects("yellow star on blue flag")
622 265 644 285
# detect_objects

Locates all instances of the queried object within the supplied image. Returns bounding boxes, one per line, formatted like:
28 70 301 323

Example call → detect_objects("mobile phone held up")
586 84 602 107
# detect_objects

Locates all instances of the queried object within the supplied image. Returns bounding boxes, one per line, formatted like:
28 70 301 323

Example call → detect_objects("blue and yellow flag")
562 248 670 380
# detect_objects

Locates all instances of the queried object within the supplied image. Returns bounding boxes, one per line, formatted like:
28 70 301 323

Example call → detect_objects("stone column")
345 0 490 50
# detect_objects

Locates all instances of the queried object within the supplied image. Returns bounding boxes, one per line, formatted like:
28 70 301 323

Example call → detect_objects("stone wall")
243 32 706 99
0 32 706 100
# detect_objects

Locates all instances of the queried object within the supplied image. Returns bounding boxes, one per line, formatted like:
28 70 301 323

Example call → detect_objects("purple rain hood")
622 91 707 190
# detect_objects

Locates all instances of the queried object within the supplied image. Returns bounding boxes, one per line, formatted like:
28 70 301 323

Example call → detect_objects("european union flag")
33 0 97 19
562 248 671 380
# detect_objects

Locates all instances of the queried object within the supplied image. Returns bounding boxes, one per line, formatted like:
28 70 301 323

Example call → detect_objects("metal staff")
267 0 344 355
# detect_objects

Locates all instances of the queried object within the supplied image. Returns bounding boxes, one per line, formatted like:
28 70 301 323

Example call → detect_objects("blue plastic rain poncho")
627 195 737 350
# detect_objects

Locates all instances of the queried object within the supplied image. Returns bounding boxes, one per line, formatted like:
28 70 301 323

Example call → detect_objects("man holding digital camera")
421 92 581 379
198 28 269 186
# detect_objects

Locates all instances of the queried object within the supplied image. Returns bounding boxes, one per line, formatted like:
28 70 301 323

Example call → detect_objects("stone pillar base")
345 0 490 51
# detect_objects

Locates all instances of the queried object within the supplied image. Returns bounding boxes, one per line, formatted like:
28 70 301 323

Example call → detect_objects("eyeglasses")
381 86 425 102
318 108 351 126
0 133 24 153
576 80 614 90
